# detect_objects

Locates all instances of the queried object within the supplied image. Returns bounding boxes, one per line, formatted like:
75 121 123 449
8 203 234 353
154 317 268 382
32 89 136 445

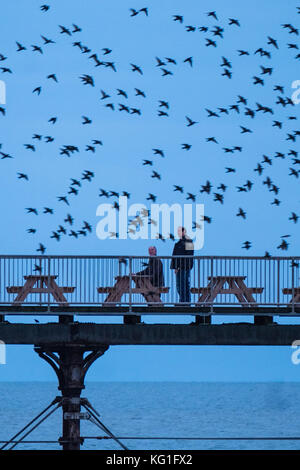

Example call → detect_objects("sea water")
0 382 299 451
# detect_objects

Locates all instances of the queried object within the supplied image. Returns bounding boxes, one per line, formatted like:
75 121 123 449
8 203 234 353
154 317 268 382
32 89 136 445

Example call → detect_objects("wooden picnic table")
282 287 300 305
191 275 265 324
97 275 169 304
97 275 169 324
6 275 75 306
191 276 263 306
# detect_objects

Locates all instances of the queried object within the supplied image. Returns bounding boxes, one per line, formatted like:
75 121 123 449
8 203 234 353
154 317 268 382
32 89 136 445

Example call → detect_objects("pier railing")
0 255 299 314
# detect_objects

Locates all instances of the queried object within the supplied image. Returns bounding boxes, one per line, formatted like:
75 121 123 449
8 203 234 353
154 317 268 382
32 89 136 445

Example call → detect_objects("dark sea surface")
0 381 299 451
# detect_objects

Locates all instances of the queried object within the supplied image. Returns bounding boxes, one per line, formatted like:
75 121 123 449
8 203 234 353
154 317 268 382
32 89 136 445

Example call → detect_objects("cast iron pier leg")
34 343 109 450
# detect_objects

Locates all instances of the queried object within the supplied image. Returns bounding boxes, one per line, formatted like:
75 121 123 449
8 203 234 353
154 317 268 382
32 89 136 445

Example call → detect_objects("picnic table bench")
191 275 266 324
97 275 169 303
6 275 75 306
191 276 263 305
282 287 300 305
97 275 169 323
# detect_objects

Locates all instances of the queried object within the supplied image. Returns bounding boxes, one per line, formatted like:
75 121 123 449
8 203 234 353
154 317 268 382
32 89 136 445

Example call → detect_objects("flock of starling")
0 3 299 256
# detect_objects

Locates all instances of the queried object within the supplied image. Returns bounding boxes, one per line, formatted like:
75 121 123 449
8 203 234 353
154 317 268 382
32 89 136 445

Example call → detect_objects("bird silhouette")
18 173 29 180
32 45 43 54
183 57 193 67
47 74 58 82
242 241 251 250
16 42 26 52
82 116 92 125
289 212 298 223
229 18 240 26
41 35 55 45
72 24 82 33
173 185 184 193
80 74 94 86
185 116 197 126
1 2 298 258
36 243 46 254
59 25 72 36
131 63 143 74
33 87 42 95
207 11 218 20
173 15 183 23
236 208 246 219
26 208 38 215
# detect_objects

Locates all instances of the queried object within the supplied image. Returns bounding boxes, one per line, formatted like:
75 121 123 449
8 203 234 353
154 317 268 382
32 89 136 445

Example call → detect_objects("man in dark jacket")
136 246 164 287
124 246 164 324
170 227 194 303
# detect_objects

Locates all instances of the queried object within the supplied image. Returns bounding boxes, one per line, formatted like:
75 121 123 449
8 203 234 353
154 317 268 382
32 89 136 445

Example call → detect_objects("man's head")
148 246 157 256
177 226 186 239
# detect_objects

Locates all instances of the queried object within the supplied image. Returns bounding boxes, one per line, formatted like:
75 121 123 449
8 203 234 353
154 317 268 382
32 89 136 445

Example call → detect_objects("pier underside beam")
1 323 300 346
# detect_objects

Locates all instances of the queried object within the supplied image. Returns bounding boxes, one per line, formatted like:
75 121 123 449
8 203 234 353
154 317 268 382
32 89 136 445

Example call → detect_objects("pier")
0 254 300 450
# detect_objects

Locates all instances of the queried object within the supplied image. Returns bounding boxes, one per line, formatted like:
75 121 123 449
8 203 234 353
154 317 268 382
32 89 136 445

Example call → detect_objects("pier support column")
194 315 211 325
34 343 109 450
254 315 273 325
58 315 74 324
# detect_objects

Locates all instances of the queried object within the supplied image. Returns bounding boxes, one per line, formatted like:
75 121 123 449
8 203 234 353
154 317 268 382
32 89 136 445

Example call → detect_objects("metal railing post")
48 256 51 312
292 259 295 314
277 259 280 307
0 257 3 322
128 257 132 313
210 257 214 314
197 258 200 307
38 257 42 306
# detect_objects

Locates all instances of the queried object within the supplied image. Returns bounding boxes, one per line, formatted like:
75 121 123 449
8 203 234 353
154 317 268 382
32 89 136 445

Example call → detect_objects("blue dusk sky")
0 0 300 382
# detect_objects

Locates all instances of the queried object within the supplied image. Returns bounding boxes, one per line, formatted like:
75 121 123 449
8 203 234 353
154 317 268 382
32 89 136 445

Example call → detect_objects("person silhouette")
170 227 194 304
136 246 164 287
